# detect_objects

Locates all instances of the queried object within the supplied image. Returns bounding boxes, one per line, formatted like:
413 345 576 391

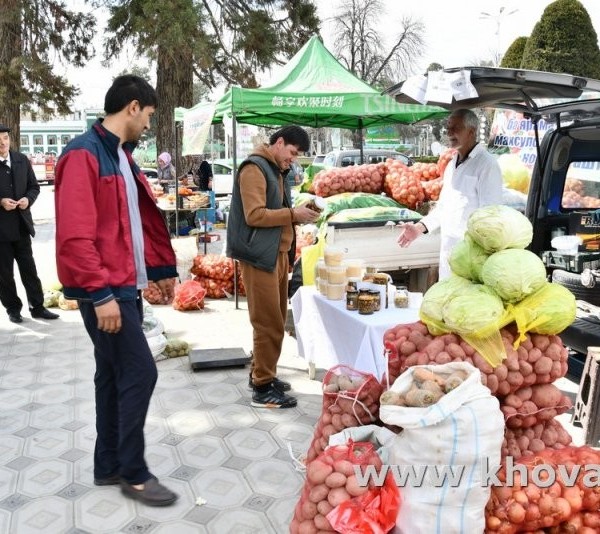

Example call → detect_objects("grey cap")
0 124 10 133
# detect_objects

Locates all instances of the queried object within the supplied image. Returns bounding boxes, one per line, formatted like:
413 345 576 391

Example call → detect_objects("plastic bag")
327 472 400 534
172 280 206 311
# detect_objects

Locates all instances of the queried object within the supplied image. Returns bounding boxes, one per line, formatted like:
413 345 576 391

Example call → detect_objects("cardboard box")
197 233 220 244
569 212 600 251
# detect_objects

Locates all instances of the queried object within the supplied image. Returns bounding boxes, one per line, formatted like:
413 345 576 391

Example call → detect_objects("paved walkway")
0 192 585 533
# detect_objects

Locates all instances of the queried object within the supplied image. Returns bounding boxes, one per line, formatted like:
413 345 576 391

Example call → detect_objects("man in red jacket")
55 75 178 506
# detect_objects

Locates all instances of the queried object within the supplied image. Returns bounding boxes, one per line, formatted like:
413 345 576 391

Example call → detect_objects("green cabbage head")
511 282 576 335
420 275 473 322
467 205 533 253
448 234 490 283
481 249 547 303
441 284 505 334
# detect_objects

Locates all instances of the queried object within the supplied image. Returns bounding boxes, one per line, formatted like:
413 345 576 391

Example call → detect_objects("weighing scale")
189 347 250 371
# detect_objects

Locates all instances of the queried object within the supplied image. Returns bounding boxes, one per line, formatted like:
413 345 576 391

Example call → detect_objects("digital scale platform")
189 347 250 371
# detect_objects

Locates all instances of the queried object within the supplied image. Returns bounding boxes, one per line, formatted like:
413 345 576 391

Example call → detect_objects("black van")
387 67 600 375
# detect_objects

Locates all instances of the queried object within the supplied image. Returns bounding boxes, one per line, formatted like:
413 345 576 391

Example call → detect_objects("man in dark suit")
0 124 59 323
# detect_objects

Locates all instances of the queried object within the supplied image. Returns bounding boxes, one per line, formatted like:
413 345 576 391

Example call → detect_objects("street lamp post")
479 6 519 66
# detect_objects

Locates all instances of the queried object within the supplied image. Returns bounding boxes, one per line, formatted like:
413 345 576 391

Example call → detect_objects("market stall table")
290 286 421 379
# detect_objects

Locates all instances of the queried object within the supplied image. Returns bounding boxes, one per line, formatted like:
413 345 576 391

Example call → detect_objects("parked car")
388 66 600 379
322 149 413 168
139 167 158 181
210 160 234 196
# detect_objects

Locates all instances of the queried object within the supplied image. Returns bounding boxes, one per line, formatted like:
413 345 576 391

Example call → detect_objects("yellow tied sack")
419 308 514 368
507 282 576 348
301 232 325 286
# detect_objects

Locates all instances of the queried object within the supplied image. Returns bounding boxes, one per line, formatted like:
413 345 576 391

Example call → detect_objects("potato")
308 484 329 504
325 471 347 489
307 460 333 486
327 487 351 507
345 473 369 497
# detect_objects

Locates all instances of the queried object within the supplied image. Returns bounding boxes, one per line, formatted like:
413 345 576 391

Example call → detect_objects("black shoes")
248 374 292 392
94 474 121 486
8 313 23 324
31 307 59 320
251 382 297 409
120 477 178 506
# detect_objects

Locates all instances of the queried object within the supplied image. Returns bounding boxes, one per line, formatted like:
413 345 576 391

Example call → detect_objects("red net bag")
190 254 234 281
305 366 383 464
381 323 569 397
193 276 233 299
500 384 573 429
485 446 600 533
143 281 171 305
172 280 206 311
502 419 573 460
290 441 400 534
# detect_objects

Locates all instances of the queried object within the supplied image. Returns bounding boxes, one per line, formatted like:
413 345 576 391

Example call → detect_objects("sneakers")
251 382 297 409
248 374 291 392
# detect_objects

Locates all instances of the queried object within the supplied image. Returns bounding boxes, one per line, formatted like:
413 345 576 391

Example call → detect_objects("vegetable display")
312 163 386 197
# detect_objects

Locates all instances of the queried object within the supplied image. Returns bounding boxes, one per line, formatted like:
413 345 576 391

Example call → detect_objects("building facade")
19 110 103 155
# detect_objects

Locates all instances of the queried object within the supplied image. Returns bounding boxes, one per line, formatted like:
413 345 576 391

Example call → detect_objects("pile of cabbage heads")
433 204 576 347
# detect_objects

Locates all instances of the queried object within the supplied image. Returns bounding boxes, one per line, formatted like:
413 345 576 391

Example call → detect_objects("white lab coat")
420 144 503 279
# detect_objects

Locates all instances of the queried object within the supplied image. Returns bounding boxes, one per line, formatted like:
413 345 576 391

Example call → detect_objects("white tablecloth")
290 286 420 379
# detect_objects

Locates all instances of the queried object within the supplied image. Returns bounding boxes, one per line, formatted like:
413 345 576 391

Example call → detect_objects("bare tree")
332 0 425 88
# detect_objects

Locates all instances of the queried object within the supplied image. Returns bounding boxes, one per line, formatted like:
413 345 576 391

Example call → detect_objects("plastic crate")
571 346 600 446
541 250 600 273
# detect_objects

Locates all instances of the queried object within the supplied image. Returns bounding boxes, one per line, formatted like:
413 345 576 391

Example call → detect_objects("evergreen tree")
520 0 600 78
0 0 95 147
500 37 528 69
102 0 320 163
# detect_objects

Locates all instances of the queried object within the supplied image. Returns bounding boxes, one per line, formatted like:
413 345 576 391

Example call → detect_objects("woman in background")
157 152 176 193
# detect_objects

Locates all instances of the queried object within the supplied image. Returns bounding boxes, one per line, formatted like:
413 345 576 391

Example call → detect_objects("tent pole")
175 121 180 239
358 118 364 164
232 113 239 310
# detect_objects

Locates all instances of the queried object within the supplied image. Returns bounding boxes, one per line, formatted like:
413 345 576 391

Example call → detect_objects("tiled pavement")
0 190 585 533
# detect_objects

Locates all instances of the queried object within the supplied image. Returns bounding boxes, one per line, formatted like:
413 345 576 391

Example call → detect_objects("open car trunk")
386 67 600 375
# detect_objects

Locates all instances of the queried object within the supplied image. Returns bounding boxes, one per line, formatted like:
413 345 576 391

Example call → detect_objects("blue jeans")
79 296 158 484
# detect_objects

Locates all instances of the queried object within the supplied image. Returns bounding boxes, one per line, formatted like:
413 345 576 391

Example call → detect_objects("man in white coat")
397 108 502 279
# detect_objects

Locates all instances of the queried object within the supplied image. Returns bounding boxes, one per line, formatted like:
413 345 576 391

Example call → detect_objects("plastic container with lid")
344 259 364 278
324 245 345 266
317 278 328 296
327 265 347 284
316 259 328 280
326 282 346 300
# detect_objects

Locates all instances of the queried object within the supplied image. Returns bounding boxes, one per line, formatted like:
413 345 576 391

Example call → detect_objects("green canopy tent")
177 35 447 164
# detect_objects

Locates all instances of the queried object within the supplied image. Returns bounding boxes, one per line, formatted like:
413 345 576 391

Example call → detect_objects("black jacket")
0 150 40 241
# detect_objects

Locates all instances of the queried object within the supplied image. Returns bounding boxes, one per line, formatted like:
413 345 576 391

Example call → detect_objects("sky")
63 0 600 109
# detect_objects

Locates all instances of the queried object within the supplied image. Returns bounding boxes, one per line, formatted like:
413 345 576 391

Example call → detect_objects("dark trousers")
0 232 44 315
79 296 158 485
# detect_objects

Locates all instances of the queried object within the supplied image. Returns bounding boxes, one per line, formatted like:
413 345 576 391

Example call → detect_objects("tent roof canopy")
210 36 447 129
